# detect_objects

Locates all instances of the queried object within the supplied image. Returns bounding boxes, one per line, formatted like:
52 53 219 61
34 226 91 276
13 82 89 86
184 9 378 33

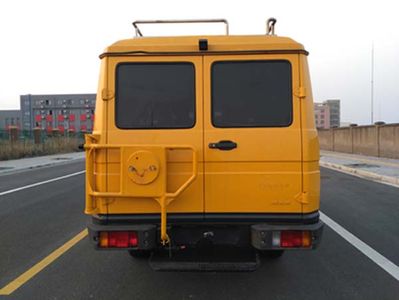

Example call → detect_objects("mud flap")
149 246 259 272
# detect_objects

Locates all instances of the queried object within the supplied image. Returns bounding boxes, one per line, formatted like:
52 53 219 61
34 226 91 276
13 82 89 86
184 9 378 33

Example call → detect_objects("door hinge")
295 191 309 204
101 88 114 101
295 86 306 99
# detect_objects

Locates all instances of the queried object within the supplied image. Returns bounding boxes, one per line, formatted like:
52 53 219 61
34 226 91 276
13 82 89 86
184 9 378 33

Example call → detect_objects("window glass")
211 60 292 127
116 63 195 129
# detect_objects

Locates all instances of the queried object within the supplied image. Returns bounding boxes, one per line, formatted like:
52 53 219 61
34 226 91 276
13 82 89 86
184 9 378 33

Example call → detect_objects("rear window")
211 60 292 128
116 62 195 129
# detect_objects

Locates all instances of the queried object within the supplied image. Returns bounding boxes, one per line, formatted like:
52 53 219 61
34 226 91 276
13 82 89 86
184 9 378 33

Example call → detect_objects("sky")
0 0 398 125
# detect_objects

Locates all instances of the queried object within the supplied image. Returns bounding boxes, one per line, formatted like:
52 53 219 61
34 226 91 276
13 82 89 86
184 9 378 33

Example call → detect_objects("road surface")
0 161 398 299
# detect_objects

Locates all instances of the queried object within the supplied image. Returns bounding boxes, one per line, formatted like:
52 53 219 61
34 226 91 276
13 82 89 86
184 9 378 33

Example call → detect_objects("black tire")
259 250 285 258
128 250 151 258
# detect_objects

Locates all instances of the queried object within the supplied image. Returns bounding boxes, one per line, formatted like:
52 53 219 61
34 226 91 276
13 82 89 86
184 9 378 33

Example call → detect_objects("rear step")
149 246 259 272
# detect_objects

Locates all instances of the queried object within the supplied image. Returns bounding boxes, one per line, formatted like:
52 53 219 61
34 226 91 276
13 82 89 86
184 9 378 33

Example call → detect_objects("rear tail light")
99 231 138 248
272 230 312 248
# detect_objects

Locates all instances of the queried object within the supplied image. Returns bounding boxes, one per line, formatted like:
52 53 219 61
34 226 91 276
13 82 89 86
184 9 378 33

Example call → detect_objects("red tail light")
99 231 138 248
280 231 311 248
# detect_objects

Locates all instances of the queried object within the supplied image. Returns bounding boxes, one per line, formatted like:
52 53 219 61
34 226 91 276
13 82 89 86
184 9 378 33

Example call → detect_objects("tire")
259 250 285 258
128 250 151 258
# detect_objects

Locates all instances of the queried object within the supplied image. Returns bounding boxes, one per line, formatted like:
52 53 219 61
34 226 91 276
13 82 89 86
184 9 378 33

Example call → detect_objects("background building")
326 99 340 127
20 94 96 133
314 103 330 129
314 99 341 129
0 110 21 130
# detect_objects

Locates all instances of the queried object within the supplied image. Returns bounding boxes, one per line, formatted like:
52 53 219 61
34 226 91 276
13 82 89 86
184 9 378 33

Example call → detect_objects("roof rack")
132 19 229 37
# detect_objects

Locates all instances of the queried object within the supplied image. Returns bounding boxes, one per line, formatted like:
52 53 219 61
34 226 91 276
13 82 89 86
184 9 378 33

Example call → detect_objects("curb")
320 161 399 188
0 154 85 176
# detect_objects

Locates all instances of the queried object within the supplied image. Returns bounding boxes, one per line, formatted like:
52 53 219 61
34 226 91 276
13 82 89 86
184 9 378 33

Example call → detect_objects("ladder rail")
84 140 198 245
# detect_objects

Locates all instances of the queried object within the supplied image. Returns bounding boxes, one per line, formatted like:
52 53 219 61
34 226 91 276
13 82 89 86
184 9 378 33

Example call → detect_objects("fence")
0 127 85 161
318 123 399 159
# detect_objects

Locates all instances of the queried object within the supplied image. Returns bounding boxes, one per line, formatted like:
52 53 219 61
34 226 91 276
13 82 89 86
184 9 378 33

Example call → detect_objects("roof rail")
132 19 229 37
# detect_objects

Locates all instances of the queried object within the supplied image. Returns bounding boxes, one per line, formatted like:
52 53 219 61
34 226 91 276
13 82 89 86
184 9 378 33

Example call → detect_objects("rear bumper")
91 211 320 225
88 211 323 250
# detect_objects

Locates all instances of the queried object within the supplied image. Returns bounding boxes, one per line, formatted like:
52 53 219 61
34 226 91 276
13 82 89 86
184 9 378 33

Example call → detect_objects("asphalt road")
0 162 399 299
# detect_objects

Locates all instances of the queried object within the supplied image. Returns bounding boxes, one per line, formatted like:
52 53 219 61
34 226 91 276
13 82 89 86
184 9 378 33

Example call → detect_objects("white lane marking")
0 171 85 197
320 211 399 281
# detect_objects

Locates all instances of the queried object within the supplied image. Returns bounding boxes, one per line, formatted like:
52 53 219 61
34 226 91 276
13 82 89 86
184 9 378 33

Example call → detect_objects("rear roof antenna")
266 18 277 35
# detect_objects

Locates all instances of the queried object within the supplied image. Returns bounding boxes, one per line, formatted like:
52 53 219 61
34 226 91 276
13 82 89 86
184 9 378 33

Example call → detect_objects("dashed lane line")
320 211 399 281
0 171 86 197
0 229 88 295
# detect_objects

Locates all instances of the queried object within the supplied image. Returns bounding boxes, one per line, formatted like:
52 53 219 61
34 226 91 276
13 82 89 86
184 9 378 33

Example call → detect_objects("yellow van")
85 19 323 270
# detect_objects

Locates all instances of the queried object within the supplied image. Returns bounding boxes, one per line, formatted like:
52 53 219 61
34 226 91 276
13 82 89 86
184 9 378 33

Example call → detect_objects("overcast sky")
1 0 398 125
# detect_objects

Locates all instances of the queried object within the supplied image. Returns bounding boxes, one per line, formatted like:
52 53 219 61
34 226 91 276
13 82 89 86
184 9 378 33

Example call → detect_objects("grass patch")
0 138 83 161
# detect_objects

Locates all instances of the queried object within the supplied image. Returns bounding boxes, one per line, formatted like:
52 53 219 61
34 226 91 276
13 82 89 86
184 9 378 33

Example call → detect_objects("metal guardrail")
0 129 85 142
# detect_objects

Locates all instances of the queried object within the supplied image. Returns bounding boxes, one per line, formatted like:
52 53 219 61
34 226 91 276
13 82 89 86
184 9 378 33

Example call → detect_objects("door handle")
208 140 237 151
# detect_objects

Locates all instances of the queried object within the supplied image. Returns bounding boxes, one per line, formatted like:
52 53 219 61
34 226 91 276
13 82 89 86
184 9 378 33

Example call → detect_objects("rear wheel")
128 250 151 259
259 250 285 258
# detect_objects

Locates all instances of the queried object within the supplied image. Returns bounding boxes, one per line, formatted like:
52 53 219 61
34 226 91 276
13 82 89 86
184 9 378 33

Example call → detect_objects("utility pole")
371 42 374 124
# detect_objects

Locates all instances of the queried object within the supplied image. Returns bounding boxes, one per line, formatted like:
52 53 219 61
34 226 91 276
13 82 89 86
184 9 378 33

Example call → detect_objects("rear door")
106 56 204 214
203 55 303 213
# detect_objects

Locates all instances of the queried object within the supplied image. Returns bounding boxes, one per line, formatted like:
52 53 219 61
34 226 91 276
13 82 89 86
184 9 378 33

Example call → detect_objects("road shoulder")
0 152 84 176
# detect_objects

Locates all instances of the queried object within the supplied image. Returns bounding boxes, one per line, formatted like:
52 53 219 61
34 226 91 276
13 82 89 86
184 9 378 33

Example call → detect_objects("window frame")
114 61 197 130
210 59 293 128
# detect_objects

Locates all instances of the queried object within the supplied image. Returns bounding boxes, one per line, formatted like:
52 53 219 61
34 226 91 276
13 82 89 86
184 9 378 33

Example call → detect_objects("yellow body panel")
299 55 320 213
85 35 320 217
203 54 302 213
95 56 204 214
103 35 305 54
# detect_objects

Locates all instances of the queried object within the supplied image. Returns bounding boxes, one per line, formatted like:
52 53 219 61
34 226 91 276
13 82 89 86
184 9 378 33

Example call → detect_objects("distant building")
326 99 340 128
314 103 330 129
20 94 96 133
314 99 340 129
0 110 22 130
